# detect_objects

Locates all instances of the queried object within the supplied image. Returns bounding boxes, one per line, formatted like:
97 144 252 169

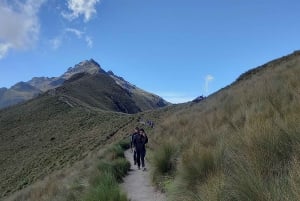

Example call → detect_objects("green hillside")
54 72 142 113
149 51 300 200
0 93 137 198
1 51 300 201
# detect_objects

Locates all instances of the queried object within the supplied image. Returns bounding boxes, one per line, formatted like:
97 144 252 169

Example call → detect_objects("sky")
0 0 300 103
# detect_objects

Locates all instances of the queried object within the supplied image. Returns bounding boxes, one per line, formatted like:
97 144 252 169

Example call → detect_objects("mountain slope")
0 82 41 109
149 50 300 200
0 92 136 198
0 60 170 198
27 77 64 92
0 59 169 110
52 72 143 113
108 71 169 111
1 51 300 200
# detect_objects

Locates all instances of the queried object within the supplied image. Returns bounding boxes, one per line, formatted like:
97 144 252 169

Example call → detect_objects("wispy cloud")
50 37 62 50
66 28 84 38
62 0 100 22
0 0 45 59
85 36 93 48
49 28 93 49
0 43 12 59
204 74 214 95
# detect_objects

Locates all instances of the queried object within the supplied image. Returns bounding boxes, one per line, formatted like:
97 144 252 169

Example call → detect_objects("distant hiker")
133 128 148 170
130 127 139 165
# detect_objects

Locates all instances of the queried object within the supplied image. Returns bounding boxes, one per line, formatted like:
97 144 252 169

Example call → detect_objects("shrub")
105 144 125 160
153 142 178 176
180 147 215 188
118 138 131 150
84 171 127 201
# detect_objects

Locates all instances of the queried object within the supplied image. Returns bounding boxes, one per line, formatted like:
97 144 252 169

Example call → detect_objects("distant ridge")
0 59 169 110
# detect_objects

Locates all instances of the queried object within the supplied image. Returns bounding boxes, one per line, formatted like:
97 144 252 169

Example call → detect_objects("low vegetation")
2 51 300 201
6 139 131 201
0 94 135 199
150 51 300 200
81 140 130 201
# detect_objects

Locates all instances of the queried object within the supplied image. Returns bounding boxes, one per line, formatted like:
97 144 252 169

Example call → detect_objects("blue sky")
0 0 300 103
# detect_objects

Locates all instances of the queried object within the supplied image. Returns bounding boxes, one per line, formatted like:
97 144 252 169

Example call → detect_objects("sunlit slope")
0 93 136 198
151 51 300 201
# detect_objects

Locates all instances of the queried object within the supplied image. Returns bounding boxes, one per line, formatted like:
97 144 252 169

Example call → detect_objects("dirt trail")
121 150 166 201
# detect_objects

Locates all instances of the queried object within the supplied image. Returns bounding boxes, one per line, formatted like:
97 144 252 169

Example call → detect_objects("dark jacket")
133 134 148 152
131 132 139 149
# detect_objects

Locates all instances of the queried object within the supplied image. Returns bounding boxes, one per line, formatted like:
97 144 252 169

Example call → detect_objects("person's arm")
144 134 148 145
132 134 137 149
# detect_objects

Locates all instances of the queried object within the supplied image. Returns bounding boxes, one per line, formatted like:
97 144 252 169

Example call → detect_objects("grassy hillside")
2 51 300 201
49 71 169 113
149 51 300 200
0 93 137 199
57 72 142 113
0 68 170 199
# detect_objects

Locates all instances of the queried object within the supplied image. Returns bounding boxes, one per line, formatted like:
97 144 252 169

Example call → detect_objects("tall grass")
152 141 178 191
6 139 131 201
83 171 127 201
150 54 300 200
83 139 130 201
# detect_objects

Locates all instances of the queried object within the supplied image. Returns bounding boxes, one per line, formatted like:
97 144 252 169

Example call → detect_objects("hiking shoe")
143 167 146 171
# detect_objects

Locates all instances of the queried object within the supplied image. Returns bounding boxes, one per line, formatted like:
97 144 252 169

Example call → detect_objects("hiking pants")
136 149 146 168
133 149 137 164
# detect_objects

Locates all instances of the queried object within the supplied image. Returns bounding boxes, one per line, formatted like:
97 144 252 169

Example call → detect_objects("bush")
153 142 178 176
84 171 127 201
118 138 131 150
105 144 125 160
82 140 130 201
180 147 215 188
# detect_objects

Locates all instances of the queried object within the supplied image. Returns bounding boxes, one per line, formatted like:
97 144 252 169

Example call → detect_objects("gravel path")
120 150 166 201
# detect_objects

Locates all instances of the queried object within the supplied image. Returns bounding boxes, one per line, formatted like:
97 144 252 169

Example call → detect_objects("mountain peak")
62 59 105 79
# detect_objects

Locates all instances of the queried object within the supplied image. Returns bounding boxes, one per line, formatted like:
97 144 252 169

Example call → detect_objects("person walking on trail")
133 128 148 170
130 127 139 165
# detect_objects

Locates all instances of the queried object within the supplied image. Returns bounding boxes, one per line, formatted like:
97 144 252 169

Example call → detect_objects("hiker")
133 128 148 170
130 127 139 165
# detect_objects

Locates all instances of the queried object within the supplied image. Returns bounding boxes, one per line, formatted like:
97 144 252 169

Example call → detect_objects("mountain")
0 59 169 110
1 51 300 200
62 59 105 79
107 70 168 110
0 59 170 198
50 72 142 113
0 82 42 109
27 77 63 92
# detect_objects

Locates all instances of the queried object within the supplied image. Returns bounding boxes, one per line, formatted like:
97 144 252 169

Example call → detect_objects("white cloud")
66 28 84 38
62 0 100 22
85 36 93 48
204 74 214 95
50 37 62 50
0 43 12 59
0 0 45 59
50 28 93 49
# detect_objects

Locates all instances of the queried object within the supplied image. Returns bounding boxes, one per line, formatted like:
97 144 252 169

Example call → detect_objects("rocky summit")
0 59 169 110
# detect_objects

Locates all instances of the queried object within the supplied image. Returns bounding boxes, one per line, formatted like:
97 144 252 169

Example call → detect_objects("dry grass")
2 51 300 201
150 51 300 200
5 139 130 201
